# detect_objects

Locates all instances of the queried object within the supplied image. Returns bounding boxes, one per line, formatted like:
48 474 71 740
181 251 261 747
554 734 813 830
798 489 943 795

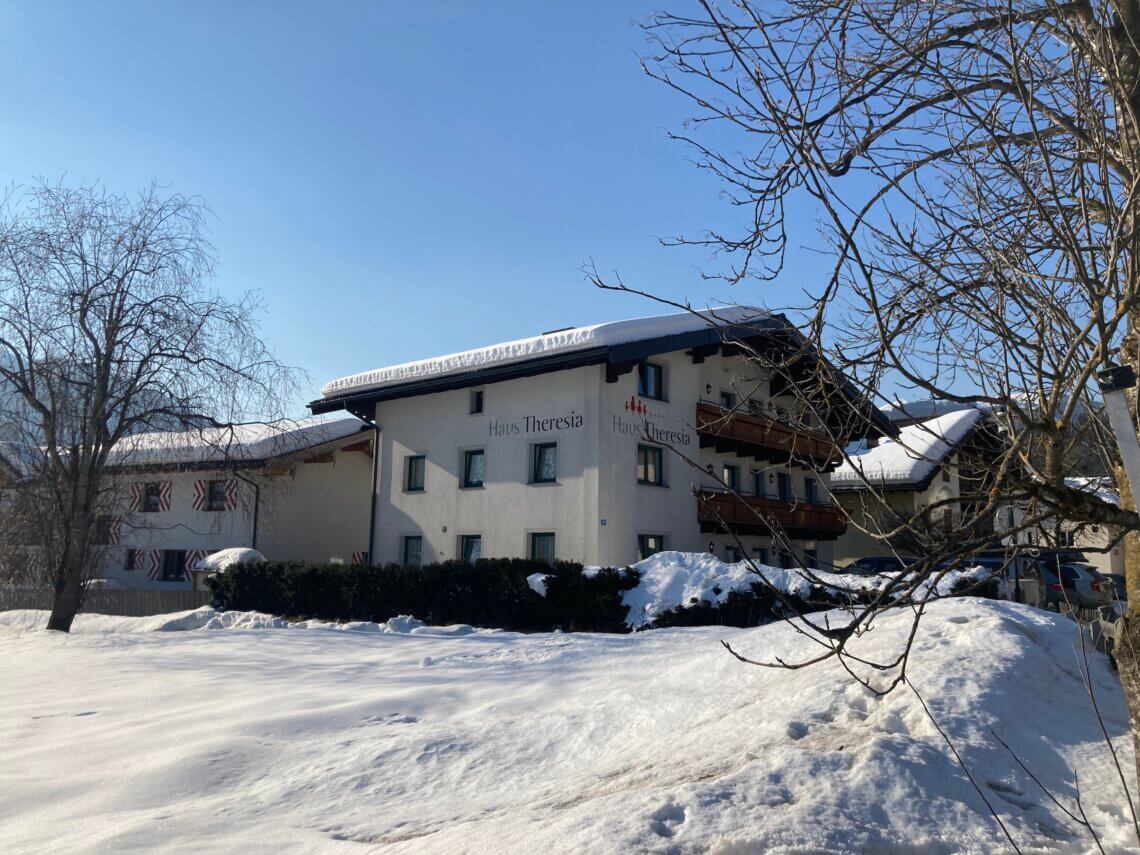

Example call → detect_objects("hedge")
206 559 637 633
205 558 1003 634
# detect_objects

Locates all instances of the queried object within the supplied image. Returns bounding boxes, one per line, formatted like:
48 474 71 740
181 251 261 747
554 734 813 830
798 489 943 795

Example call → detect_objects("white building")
830 407 1002 564
311 307 892 569
95 417 374 587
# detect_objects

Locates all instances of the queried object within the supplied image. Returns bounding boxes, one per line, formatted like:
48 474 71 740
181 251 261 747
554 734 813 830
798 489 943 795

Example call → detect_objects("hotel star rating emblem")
625 395 652 416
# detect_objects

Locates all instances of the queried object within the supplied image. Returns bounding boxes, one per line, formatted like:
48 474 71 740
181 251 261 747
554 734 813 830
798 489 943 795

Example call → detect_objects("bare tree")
585 0 1140 812
0 181 294 631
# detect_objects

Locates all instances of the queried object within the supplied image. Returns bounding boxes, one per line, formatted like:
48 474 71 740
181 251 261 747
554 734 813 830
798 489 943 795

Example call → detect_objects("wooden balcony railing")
695 402 841 468
697 490 848 539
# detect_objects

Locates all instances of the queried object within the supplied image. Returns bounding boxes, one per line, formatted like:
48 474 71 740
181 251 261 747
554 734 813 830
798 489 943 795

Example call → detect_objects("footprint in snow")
648 804 687 838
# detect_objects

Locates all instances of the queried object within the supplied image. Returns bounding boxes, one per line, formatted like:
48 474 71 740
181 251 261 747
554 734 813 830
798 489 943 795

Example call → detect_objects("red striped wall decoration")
351 551 367 565
225 479 239 510
145 550 163 580
158 481 172 512
185 549 210 573
108 518 123 545
192 480 207 511
131 482 145 512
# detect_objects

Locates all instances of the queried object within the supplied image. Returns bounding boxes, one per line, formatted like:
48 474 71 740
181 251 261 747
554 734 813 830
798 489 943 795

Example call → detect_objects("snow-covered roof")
319 306 771 399
0 441 43 481
831 408 985 490
1065 476 1120 507
880 399 977 425
109 416 367 469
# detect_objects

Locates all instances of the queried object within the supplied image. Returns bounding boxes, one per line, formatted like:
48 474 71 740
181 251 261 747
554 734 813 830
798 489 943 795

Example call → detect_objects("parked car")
1038 562 1113 610
952 551 1042 606
844 556 909 577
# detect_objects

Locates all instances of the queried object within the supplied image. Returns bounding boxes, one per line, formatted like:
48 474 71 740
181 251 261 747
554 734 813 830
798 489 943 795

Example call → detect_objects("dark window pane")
530 533 555 563
778 473 791 501
470 389 484 414
533 444 557 483
463 450 485 488
719 391 736 409
143 483 161 513
723 465 739 491
637 445 663 485
403 536 422 566
161 550 186 582
637 363 664 400
803 478 817 504
207 480 228 511
460 535 482 562
638 534 664 560
406 456 425 491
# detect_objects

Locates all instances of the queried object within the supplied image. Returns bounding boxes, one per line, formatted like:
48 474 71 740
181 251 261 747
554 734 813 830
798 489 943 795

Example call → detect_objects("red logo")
625 395 651 416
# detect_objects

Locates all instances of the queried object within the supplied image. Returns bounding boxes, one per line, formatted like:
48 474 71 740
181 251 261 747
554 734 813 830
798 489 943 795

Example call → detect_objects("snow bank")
0 608 439 635
832 408 983 488
320 305 770 398
1 599 1133 852
615 551 898 629
195 547 266 572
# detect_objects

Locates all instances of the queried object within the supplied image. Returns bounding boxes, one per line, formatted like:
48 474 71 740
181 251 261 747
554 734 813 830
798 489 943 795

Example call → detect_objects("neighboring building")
310 307 892 569
830 408 1004 564
997 476 1125 578
95 416 374 588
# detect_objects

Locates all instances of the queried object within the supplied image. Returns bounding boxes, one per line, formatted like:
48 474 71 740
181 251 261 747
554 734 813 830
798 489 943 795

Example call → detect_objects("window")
941 466 951 483
470 389 484 415
723 464 740 492
753 470 765 497
462 449 485 488
402 535 423 567
405 455 426 492
803 477 817 505
638 534 665 560
142 483 162 513
124 549 139 572
777 473 792 501
637 362 665 400
93 516 113 544
805 549 818 569
725 545 741 563
779 551 795 569
530 532 556 564
637 445 664 485
720 391 736 409
752 546 769 565
459 534 482 563
532 443 557 483
160 550 187 582
1057 530 1075 548
205 479 229 512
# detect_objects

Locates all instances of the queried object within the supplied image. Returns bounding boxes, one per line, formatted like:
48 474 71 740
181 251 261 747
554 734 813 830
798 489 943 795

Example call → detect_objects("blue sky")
2 1 832 409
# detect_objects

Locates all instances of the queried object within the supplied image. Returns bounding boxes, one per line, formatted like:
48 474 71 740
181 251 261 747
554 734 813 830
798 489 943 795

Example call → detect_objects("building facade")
94 417 374 588
313 308 890 569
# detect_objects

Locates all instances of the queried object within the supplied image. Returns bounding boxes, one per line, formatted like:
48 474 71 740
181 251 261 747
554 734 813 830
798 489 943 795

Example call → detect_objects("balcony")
695 402 841 469
697 489 847 540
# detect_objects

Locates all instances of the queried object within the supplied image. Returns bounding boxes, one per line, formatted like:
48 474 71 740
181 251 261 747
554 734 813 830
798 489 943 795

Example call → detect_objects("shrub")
207 559 639 632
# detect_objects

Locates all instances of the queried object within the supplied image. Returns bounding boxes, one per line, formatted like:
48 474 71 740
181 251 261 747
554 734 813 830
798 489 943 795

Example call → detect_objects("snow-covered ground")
1 599 1136 853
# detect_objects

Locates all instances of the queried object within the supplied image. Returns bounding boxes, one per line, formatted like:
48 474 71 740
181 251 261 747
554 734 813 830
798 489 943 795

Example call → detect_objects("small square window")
142 483 162 513
805 549 818 569
161 550 187 582
205 480 228 512
470 389 484 415
405 455 426 492
777 473 792 501
637 445 664 486
462 449 485 488
637 362 665 400
638 534 665 560
532 443 557 483
403 535 423 567
530 532 555 563
725 545 742 563
459 534 482 562
719 391 736 410
752 547 769 565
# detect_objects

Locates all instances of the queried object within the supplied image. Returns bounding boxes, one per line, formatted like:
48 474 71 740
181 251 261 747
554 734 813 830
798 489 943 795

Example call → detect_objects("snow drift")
0 599 1133 852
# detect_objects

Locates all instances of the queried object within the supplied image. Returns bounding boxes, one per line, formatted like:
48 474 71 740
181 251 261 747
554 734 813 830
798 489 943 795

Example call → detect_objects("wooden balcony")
697 490 847 540
695 402 841 469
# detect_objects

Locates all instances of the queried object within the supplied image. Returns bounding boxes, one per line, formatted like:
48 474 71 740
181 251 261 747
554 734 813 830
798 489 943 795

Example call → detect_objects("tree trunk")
45 553 84 632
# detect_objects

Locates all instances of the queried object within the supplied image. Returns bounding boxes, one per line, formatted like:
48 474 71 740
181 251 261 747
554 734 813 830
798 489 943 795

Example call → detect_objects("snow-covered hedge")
206 552 1000 633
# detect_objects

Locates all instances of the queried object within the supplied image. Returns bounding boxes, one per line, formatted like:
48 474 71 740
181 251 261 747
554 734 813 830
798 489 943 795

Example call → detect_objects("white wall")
370 349 841 568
